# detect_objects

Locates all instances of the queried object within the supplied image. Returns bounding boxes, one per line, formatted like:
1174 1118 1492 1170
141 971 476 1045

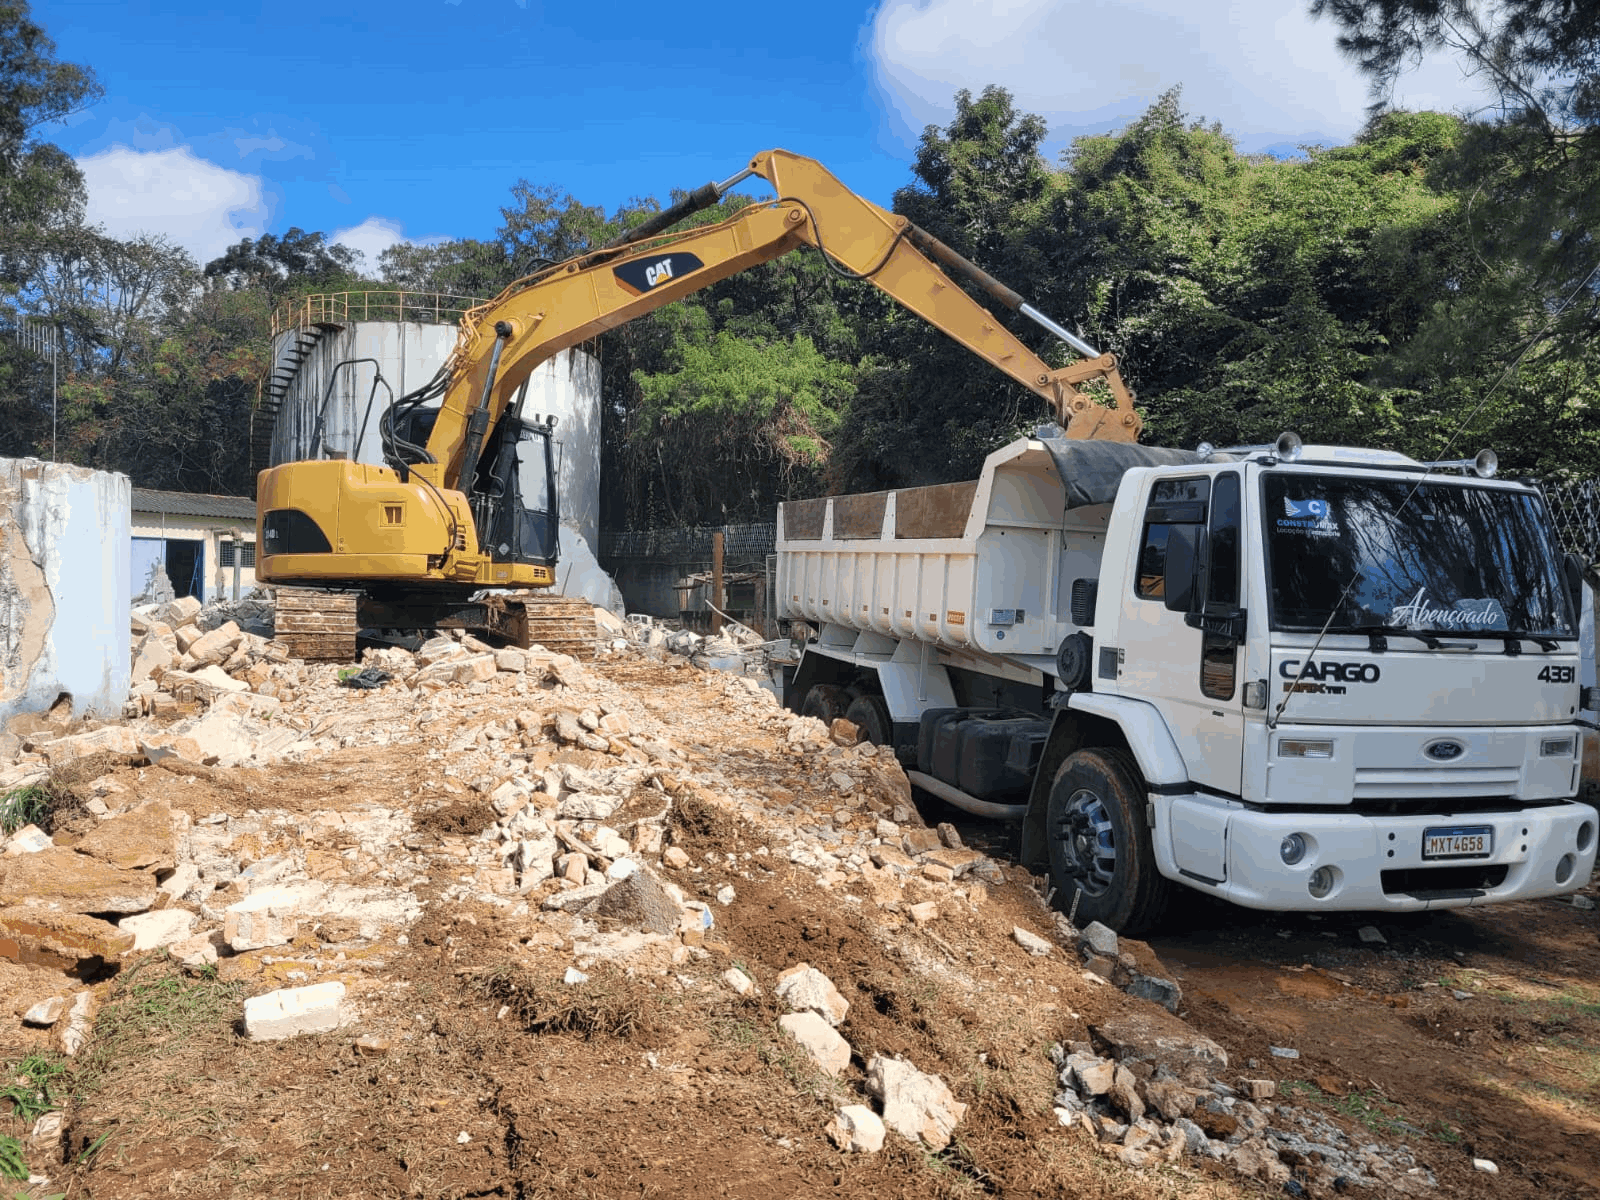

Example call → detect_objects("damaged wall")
0 458 131 727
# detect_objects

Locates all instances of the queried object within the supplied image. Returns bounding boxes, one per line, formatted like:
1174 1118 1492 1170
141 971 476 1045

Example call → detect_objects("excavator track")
515 595 600 660
273 588 360 662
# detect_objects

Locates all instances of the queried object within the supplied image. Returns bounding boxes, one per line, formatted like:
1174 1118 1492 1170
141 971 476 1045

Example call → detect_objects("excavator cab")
473 410 560 568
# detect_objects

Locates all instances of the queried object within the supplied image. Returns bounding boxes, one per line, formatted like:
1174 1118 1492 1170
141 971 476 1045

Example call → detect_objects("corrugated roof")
131 488 256 521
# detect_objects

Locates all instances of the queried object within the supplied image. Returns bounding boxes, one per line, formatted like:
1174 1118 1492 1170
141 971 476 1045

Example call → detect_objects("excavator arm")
257 149 1138 606
421 148 1139 493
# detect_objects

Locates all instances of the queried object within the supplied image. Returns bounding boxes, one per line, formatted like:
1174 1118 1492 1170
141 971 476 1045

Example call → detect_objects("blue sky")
36 0 1488 271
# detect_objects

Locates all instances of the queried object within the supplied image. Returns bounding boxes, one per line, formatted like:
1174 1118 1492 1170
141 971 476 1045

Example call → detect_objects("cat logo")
613 252 705 296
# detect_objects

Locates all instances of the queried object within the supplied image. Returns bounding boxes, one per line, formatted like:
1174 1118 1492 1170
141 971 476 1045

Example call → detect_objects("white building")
131 488 257 604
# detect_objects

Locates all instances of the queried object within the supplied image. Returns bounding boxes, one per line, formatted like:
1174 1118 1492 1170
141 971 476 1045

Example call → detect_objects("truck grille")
1353 765 1519 801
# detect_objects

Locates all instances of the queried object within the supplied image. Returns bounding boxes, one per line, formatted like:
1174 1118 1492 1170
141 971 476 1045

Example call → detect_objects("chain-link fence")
1542 481 1600 563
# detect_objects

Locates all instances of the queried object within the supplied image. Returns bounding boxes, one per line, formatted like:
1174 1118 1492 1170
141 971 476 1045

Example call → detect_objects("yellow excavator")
255 149 1141 647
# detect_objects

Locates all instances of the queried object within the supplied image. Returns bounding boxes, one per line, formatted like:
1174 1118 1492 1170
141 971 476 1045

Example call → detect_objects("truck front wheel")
1045 748 1170 935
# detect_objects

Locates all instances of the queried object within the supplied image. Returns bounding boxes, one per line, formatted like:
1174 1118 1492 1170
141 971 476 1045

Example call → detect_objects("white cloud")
868 0 1495 152
77 144 268 263
332 217 407 268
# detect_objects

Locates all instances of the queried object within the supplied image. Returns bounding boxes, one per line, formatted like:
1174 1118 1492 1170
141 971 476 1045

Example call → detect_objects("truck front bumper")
1157 795 1598 911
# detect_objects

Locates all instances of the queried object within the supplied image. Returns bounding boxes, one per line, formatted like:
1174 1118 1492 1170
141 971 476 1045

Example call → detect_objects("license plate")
1422 825 1493 860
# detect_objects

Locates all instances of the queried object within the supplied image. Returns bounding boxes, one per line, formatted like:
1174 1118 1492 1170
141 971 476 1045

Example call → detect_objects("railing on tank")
270 291 487 336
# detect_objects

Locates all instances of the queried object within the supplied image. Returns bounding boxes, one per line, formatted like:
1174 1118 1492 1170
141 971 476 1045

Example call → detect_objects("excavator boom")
256 149 1139 642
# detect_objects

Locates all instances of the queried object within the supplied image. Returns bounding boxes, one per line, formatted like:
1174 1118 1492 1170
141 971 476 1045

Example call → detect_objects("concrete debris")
865 1055 967 1151
779 1011 852 1076
57 990 94 1055
1012 926 1053 956
1358 925 1387 945
118 908 197 952
243 981 346 1041
3 825 51 856
1473 1158 1499 1175
22 995 66 1027
1079 921 1119 959
827 1104 886 1153
721 967 754 996
776 964 850 1027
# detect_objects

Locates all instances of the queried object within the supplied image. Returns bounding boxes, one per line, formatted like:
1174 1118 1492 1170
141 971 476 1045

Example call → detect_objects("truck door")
1115 472 1245 796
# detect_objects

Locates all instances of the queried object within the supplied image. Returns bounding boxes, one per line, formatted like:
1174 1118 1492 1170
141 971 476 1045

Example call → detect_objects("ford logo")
1425 740 1465 761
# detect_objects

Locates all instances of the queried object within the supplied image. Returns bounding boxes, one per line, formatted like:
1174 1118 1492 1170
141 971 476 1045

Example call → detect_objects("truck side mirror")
1163 525 1202 614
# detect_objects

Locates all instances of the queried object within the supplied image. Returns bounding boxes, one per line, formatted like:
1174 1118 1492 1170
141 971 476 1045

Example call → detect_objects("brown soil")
7 657 1595 1200
1147 891 1600 1200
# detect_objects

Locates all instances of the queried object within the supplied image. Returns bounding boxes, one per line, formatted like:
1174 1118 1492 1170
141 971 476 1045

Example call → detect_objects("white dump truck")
775 431 1600 932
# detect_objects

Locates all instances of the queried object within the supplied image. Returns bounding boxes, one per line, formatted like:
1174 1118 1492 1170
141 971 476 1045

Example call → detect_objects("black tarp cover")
1034 436 1220 509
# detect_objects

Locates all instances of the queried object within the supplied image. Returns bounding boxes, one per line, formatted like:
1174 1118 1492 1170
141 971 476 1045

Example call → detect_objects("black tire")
1045 747 1171 935
844 694 892 747
801 684 850 725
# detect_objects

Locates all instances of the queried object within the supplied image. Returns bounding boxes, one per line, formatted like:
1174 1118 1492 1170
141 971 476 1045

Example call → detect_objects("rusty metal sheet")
833 491 889 539
894 481 978 540
781 497 827 540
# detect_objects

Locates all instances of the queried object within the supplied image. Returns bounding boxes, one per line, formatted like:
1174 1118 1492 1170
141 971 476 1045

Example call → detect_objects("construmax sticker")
1278 497 1339 536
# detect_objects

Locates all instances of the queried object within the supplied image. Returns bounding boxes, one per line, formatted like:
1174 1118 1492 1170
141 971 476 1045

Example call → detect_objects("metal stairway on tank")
249 322 344 471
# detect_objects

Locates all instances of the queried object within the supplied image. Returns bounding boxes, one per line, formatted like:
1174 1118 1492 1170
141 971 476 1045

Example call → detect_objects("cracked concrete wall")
0 458 131 727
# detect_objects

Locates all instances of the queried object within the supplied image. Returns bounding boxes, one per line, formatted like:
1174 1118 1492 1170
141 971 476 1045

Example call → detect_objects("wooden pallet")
273 588 359 662
518 595 599 660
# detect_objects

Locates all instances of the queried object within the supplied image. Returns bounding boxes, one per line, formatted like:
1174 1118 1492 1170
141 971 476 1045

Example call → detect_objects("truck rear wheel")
844 694 892 747
801 684 849 725
1045 747 1170 935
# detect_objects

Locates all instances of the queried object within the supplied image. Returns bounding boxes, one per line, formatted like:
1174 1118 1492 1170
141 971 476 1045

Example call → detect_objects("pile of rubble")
0 596 1445 1193
1052 923 1436 1194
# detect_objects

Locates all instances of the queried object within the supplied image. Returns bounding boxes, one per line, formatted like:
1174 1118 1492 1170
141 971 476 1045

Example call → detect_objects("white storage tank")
263 293 603 552
0 458 131 726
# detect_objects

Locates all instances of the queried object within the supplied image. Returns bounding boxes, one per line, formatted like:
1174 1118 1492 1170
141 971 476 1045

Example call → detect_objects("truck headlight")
1308 866 1338 898
1279 739 1334 759
1280 833 1308 865
1540 737 1575 757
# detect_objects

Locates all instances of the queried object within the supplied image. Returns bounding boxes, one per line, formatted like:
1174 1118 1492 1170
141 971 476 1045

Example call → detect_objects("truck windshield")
1262 473 1572 637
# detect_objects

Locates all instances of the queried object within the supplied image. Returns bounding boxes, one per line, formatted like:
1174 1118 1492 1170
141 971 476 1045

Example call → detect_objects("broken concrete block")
557 792 621 820
223 882 323 950
0 848 158 914
661 846 689 869
168 929 221 968
721 967 754 996
827 1104 885 1153
1090 1011 1229 1074
779 1011 851 1076
187 621 242 666
0 906 135 968
1126 974 1183 1014
0 459 131 731
1080 921 1119 959
72 800 177 872
3 825 52 856
908 901 939 925
38 725 141 768
865 1055 967 1150
902 827 942 854
493 648 526 673
22 995 66 1027
243 981 346 1041
117 908 196 951
159 595 202 629
1013 927 1052 956
56 990 93 1055
130 633 175 685
775 963 849 1027
158 862 201 902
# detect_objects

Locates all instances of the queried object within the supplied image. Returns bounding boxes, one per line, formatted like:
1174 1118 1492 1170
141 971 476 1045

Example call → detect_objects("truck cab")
778 433 1600 932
